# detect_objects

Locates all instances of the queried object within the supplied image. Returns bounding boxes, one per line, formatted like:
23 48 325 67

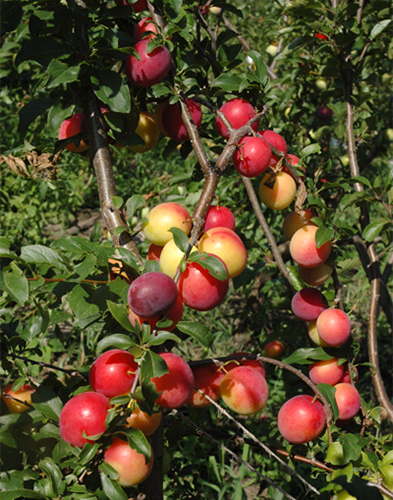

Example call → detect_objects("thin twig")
1 352 86 378
175 411 298 500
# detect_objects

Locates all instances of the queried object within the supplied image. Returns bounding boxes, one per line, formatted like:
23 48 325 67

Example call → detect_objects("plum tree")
104 437 153 487
127 271 178 319
204 205 236 232
232 135 272 178
219 365 269 415
59 392 111 448
89 349 138 398
334 383 361 421
142 202 192 246
258 171 297 210
277 395 326 444
316 308 352 347
150 352 195 409
308 358 345 386
291 287 328 321
290 225 332 268
178 255 229 311
199 227 247 278
125 40 171 87
2 382 35 414
188 363 224 408
161 99 203 142
216 98 259 139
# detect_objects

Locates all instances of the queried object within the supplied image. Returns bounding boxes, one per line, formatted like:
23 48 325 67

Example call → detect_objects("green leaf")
363 219 391 242
300 143 321 157
148 331 181 345
169 227 189 254
1 491 46 500
176 321 213 348
282 348 333 365
164 0 182 15
97 334 136 353
248 50 269 87
380 449 393 466
1 1 23 35
91 70 131 114
340 191 375 208
140 350 168 383
326 442 346 465
100 472 127 500
31 386 63 422
18 98 55 137
107 301 134 332
0 237 18 259
20 244 66 270
79 442 101 466
15 36 72 67
189 253 228 281
315 225 334 248
212 74 244 92
38 457 65 497
123 428 151 461
317 383 339 421
73 254 97 281
47 60 80 89
339 434 369 463
0 264 28 306
125 195 145 220
112 196 124 210
370 19 391 40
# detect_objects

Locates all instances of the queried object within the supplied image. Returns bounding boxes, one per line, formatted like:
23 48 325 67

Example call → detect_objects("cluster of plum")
55 348 269 487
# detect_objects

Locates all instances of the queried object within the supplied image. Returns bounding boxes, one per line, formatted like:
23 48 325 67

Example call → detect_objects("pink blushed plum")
220 365 269 415
204 205 236 232
161 98 203 142
334 383 361 421
178 255 229 311
89 349 138 398
59 392 111 448
188 363 224 408
264 340 284 359
199 227 247 278
125 40 171 87
58 113 88 153
290 225 331 268
259 129 287 166
291 287 328 322
308 358 345 386
232 136 272 178
316 308 351 347
277 394 326 444
282 209 315 240
127 271 178 319
216 98 259 140
151 352 195 409
298 262 334 286
104 437 153 487
133 17 158 43
142 202 192 247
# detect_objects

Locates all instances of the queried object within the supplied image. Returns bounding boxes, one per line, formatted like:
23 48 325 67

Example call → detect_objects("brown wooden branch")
242 177 295 296
274 448 333 473
1 352 86 378
343 61 393 422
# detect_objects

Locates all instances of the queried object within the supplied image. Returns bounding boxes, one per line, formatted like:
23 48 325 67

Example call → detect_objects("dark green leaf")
20 244 66 270
339 434 368 462
18 98 55 137
38 457 64 497
300 143 321 157
100 472 127 500
340 191 375 208
47 60 80 89
0 237 18 259
1 1 23 36
212 74 244 92
123 427 151 461
97 334 136 353
283 348 333 365
148 331 181 345
0 264 28 306
1 490 46 500
363 219 391 242
15 37 72 67
91 70 131 114
370 19 391 39
248 50 269 86
125 195 145 220
176 321 213 348
79 442 101 466
73 254 97 280
315 225 334 248
31 386 63 422
140 350 168 383
107 301 134 332
169 227 189 254
317 383 339 421
189 253 228 281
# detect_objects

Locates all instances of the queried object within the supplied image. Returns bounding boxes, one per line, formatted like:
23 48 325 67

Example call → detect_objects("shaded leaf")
100 472 127 500
176 321 213 347
97 334 136 353
91 70 131 114
283 348 333 365
169 227 189 254
18 98 55 137
15 36 72 67
317 383 339 421
107 301 134 332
